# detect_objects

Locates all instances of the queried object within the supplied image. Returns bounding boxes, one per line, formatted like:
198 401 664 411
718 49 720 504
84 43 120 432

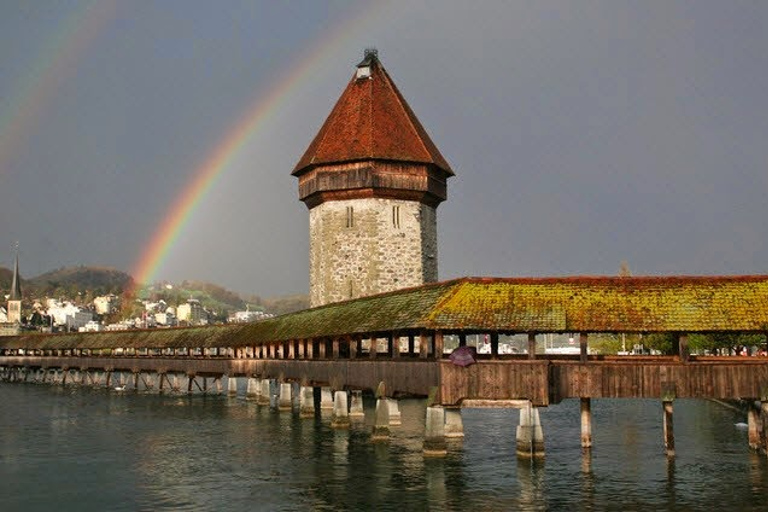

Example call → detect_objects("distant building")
177 298 206 326
228 307 273 324
94 294 120 315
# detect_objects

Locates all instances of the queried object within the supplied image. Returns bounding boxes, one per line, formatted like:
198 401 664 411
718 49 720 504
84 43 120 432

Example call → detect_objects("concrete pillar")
227 376 238 396
580 397 592 449
663 400 675 457
444 408 464 438
371 398 391 442
278 382 293 411
299 386 315 418
748 403 761 451
387 398 402 426
331 391 351 429
423 406 447 456
320 387 334 411
257 379 271 406
516 402 545 459
349 390 365 419
246 377 259 399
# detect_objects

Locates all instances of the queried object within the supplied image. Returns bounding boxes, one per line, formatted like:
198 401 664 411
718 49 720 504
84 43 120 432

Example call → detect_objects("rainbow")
0 1 117 174
130 3 388 290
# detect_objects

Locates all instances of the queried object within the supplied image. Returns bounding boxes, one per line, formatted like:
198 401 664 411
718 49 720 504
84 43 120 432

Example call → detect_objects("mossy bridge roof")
4 276 768 350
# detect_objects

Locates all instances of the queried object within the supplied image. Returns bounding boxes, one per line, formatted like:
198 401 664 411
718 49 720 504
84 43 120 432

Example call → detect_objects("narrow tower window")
392 205 400 228
346 206 354 228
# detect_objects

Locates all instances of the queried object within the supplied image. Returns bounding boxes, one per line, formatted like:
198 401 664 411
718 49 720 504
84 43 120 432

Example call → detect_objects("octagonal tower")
293 50 454 307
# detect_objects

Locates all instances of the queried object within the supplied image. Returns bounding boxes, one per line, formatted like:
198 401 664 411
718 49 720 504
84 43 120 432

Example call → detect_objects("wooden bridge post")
490 333 499 358
419 333 429 359
528 333 537 360
581 397 592 449
459 333 467 347
748 402 761 451
297 339 305 359
332 338 340 359
408 334 415 356
580 333 589 363
288 340 296 359
391 334 400 359
761 390 768 456
306 340 314 359
678 333 689 363
368 338 377 359
318 339 327 359
434 331 445 359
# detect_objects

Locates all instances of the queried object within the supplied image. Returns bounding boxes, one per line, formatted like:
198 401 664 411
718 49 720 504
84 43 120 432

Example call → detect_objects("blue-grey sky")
1 1 767 297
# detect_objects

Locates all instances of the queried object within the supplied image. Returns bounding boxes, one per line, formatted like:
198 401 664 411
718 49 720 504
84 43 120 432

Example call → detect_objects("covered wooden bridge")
2 275 768 457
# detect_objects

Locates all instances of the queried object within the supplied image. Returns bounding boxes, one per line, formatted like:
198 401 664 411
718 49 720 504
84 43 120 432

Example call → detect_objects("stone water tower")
293 50 453 307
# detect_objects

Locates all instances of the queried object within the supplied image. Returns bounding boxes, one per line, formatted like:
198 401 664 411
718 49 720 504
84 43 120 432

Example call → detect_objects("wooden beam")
528 333 536 360
434 332 444 359
580 332 589 363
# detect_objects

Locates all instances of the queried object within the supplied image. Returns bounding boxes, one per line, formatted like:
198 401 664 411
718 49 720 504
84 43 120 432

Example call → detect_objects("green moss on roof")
3 276 768 350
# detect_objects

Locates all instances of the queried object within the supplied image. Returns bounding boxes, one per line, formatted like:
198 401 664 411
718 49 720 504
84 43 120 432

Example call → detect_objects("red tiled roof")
293 53 453 176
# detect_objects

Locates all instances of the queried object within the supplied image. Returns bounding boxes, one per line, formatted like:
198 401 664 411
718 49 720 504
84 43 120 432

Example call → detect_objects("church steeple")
7 245 22 323
9 250 21 301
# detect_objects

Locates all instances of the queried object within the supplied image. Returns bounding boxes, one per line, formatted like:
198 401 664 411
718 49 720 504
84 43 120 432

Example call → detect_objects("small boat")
114 385 126 391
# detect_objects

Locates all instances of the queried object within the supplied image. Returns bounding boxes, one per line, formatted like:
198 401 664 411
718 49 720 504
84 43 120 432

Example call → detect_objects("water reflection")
2 386 768 511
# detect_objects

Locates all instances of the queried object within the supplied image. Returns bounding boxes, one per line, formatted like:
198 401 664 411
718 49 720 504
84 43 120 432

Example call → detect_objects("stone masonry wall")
309 198 437 307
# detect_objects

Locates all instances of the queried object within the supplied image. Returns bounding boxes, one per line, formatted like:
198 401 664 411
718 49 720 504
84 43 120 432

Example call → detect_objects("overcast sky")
1 1 767 297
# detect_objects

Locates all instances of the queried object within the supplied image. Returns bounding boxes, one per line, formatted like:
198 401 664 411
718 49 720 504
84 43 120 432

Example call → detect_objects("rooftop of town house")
292 49 453 176
3 275 768 351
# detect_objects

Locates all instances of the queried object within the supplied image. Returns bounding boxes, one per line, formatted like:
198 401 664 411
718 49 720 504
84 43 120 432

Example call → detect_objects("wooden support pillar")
663 400 675 457
490 332 499 358
288 340 296 359
580 397 592 449
306 340 314 359
580 332 589 363
332 338 340 359
268 344 276 359
762 397 768 456
298 339 305 359
748 403 761 451
419 333 430 359
528 332 537 360
391 334 400 359
459 333 467 347
349 337 358 359
318 340 326 359
386 334 394 357
678 333 689 363
434 331 444 359
369 338 377 359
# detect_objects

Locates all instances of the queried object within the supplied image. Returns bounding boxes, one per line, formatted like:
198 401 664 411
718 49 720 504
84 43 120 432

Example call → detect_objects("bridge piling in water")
444 407 464 438
581 398 592 449
331 391 350 429
228 376 238 396
278 382 292 411
516 402 545 459
349 390 365 420
371 398 390 442
299 386 315 418
423 406 447 456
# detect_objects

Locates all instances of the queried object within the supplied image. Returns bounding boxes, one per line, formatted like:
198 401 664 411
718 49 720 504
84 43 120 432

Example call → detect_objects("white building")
177 299 206 326
94 294 119 315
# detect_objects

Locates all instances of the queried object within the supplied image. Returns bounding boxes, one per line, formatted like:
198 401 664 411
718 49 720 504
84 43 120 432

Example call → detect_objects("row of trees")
590 332 766 355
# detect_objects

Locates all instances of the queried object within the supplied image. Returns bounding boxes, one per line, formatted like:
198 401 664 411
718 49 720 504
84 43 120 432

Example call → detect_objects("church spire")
9 244 21 301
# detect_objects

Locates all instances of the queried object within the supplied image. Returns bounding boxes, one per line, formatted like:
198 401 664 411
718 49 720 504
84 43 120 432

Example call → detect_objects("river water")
0 382 766 511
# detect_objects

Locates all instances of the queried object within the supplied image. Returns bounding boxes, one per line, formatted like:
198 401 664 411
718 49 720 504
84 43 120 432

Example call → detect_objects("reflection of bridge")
2 276 768 459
